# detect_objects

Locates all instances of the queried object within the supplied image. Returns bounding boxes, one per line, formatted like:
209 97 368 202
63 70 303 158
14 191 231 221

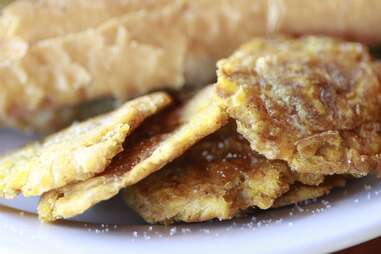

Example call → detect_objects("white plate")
0 128 380 254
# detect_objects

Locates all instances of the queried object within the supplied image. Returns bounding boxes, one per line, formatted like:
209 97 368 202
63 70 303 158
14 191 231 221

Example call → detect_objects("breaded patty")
38 86 228 222
123 123 299 224
0 92 171 198
217 36 381 176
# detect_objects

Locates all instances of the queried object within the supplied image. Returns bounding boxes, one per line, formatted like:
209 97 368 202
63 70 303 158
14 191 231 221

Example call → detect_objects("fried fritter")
38 86 228 222
0 0 172 43
273 177 346 208
0 3 186 131
217 36 381 176
0 92 171 198
123 123 297 224
3 1 381 131
123 123 347 224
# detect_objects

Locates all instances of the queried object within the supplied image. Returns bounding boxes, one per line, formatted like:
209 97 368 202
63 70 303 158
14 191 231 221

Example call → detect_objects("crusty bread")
1 0 381 130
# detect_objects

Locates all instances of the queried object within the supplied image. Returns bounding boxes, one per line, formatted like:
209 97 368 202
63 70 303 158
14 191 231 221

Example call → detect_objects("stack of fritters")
124 122 346 224
0 36 380 224
125 36 381 224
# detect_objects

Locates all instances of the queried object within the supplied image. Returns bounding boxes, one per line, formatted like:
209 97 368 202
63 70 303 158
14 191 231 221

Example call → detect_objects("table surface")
338 237 381 253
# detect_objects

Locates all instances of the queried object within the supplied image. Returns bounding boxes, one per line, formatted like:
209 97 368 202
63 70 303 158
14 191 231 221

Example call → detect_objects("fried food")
0 92 171 198
273 177 346 208
0 3 186 131
217 36 381 176
38 86 227 222
123 123 297 224
4 0 381 45
4 1 381 131
123 123 347 224
0 98 116 134
0 0 172 43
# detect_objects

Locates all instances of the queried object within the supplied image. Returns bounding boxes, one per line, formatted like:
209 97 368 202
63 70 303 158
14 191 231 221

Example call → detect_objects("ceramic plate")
0 128 380 254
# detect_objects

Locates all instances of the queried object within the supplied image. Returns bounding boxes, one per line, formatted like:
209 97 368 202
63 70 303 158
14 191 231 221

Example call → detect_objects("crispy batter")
0 0 172 43
0 3 186 131
292 123 381 176
123 121 344 224
3 1 381 131
0 92 171 198
123 123 295 224
217 36 381 176
295 173 325 186
273 177 346 208
5 0 381 45
0 0 270 88
0 0 265 132
38 86 228 222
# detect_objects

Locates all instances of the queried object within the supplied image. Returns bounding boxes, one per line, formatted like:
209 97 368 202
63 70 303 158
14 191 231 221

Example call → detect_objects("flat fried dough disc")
38 86 227 222
123 123 345 224
216 36 381 176
0 3 186 131
0 92 171 198
123 123 296 224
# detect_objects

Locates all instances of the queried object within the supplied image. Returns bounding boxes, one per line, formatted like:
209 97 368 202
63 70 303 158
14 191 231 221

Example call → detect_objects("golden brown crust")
4 0 381 44
124 123 295 224
268 0 381 44
217 36 381 176
38 86 228 222
295 173 325 186
273 176 346 208
4 0 381 130
292 123 381 176
0 3 186 130
123 121 346 224
0 92 171 198
0 0 173 43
